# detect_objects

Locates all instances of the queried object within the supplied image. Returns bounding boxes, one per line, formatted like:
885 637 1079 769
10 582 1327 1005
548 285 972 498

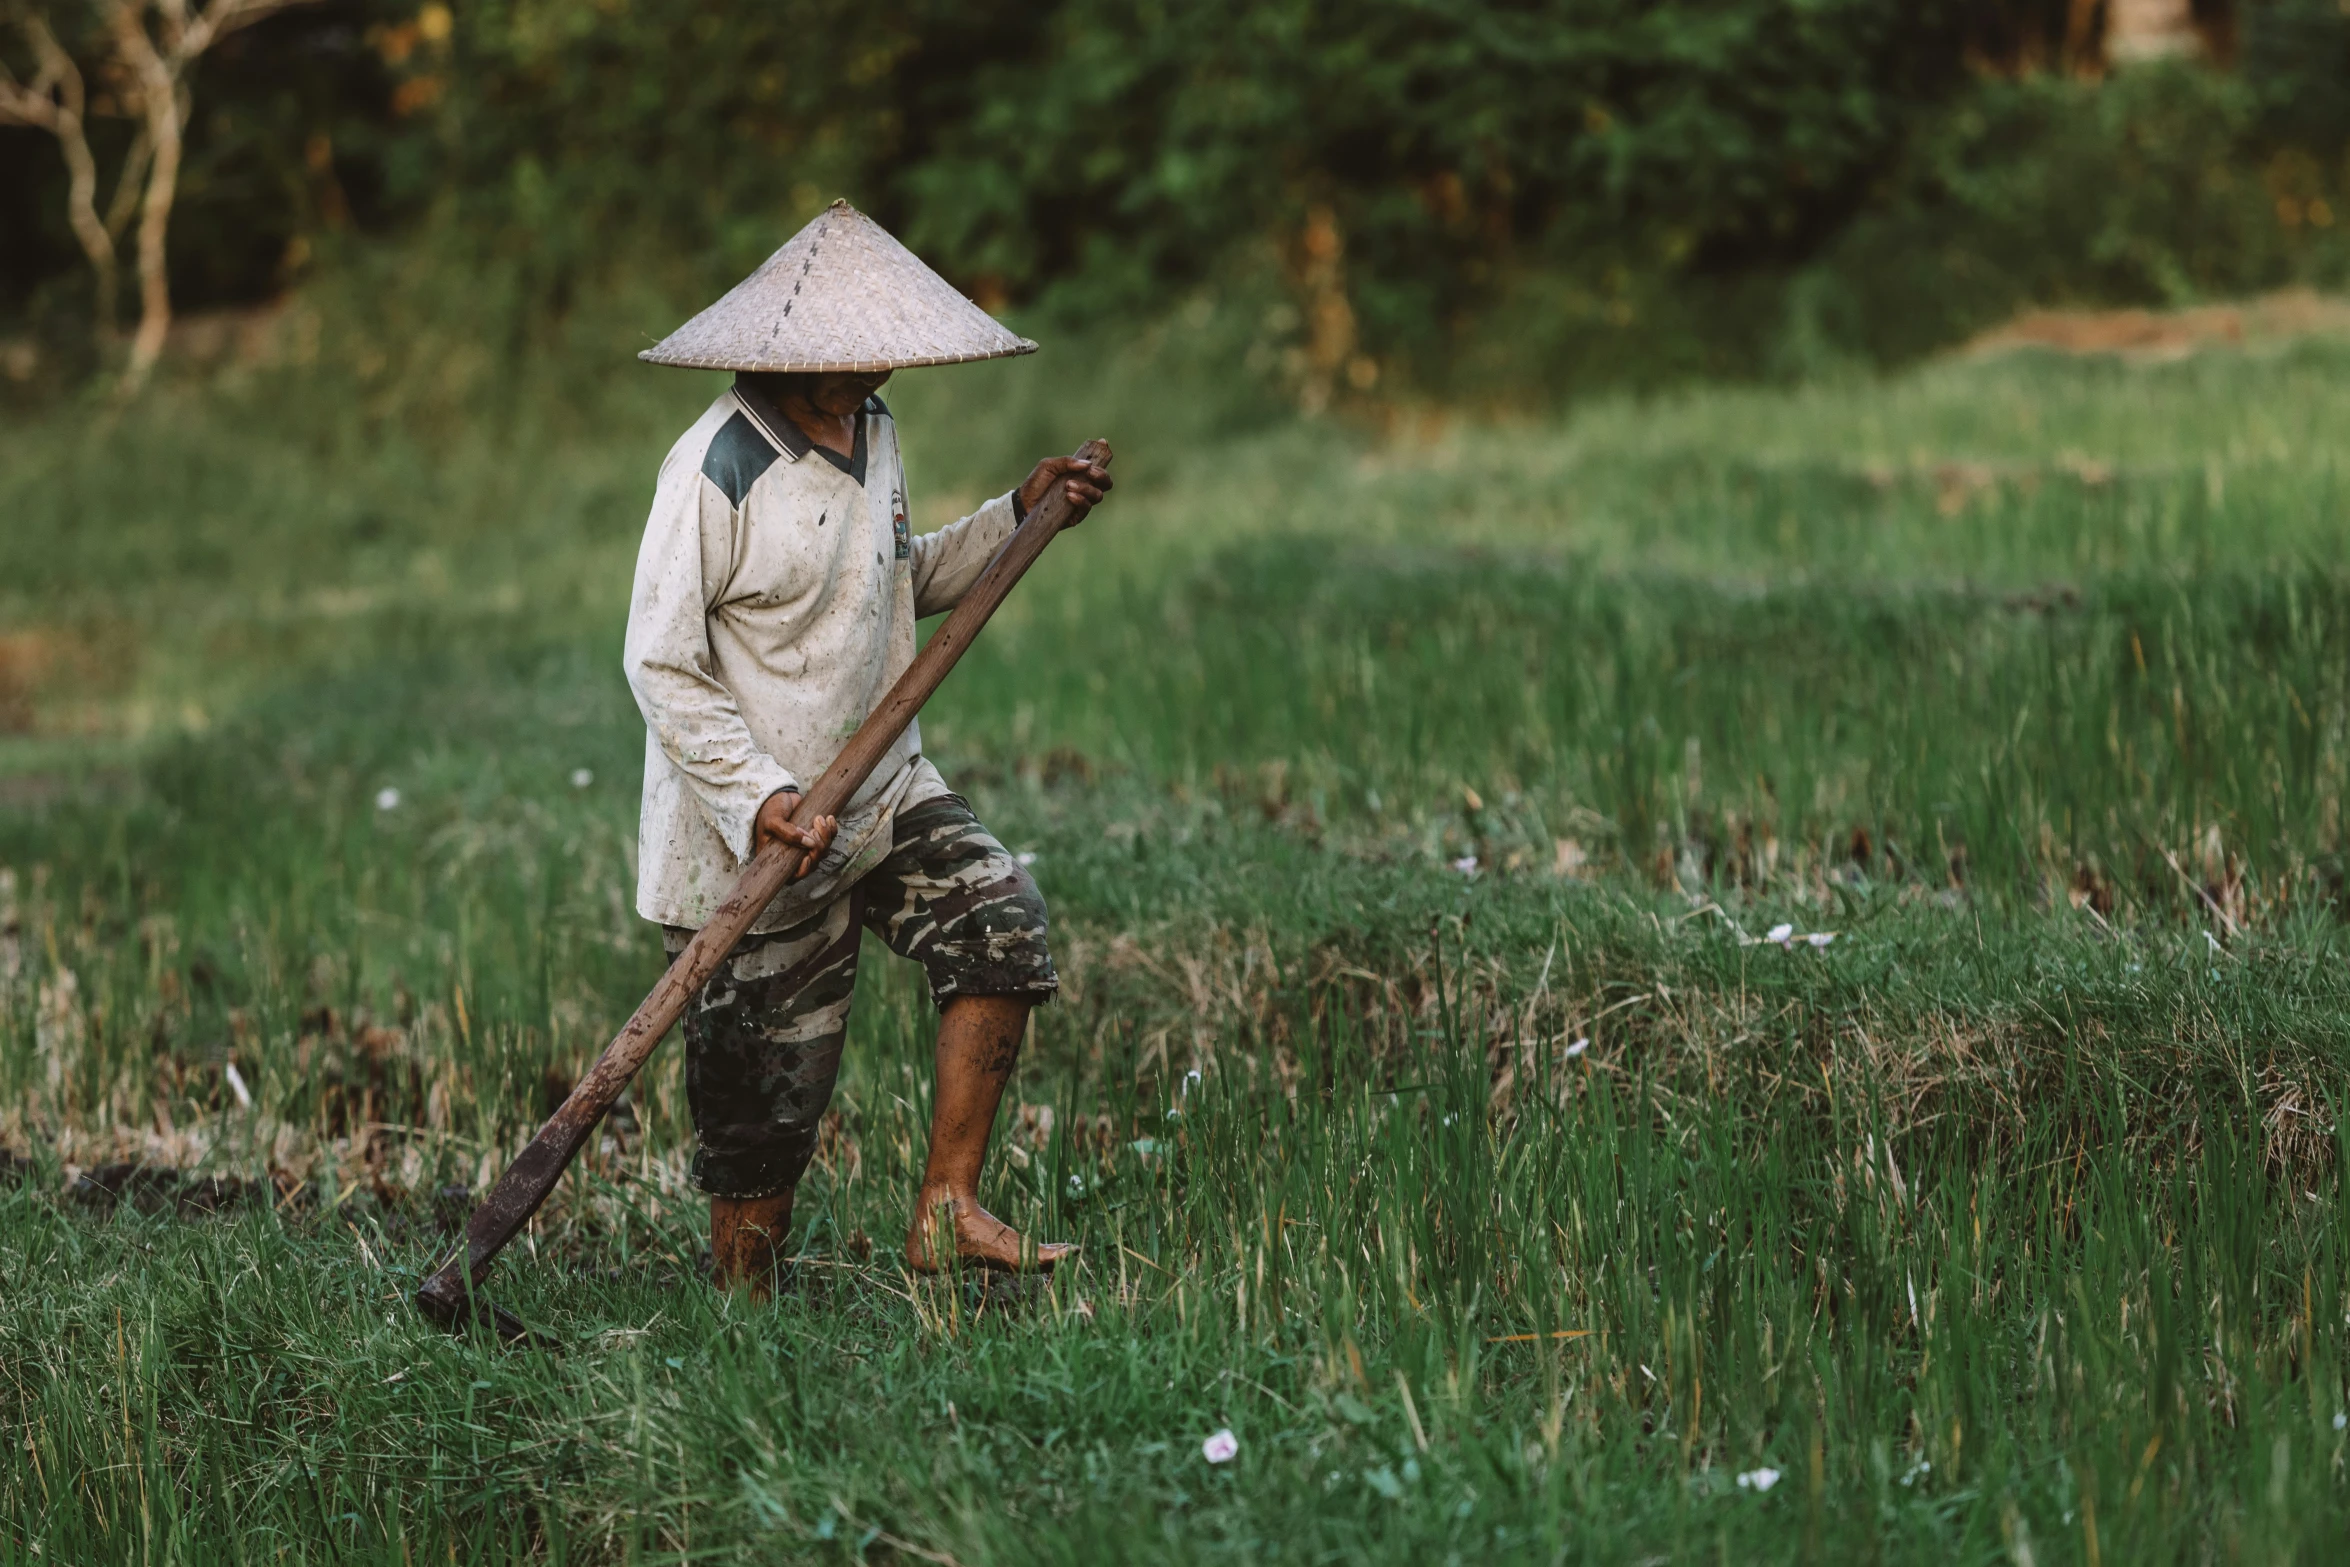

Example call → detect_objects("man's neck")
776 391 857 459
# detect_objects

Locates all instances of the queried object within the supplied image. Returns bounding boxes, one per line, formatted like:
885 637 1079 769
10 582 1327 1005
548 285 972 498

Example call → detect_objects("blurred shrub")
9 1 2350 404
7 4 1976 344
1792 60 2349 368
2242 0 2350 149
410 1 1972 359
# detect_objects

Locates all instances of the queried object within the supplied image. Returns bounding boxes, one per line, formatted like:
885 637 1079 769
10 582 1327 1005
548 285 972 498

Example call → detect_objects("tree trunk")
2 21 120 343
2107 0 2200 63
16 0 316 385
57 108 120 342
1292 205 1358 416
110 0 185 396
124 95 182 391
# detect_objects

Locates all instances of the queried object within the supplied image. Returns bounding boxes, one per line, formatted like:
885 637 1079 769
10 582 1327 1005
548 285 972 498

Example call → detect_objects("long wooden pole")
415 438 1112 1334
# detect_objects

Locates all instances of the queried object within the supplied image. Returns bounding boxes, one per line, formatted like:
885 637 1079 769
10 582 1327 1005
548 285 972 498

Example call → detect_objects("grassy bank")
4 322 2350 1561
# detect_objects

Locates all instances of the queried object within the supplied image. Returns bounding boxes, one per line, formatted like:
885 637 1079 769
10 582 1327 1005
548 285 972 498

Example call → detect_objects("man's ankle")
711 1190 794 1294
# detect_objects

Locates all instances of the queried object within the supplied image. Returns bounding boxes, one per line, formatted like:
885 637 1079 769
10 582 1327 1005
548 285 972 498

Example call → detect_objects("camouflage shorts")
663 794 1055 1199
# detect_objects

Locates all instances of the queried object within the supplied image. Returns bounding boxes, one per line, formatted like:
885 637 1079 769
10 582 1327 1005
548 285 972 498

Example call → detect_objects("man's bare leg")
905 994 1076 1272
710 1190 794 1302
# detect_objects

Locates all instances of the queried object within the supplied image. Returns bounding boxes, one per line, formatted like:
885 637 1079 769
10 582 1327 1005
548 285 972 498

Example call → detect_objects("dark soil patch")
69 1161 275 1218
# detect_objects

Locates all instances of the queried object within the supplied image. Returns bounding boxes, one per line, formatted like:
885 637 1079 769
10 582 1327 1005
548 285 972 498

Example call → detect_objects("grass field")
6 310 2350 1563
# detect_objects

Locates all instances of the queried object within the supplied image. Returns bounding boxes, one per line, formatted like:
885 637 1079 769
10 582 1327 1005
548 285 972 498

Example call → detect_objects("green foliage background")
8 0 2350 394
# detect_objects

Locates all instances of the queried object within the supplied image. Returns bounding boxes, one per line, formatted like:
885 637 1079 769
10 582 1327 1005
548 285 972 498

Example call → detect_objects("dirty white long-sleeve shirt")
625 379 1021 932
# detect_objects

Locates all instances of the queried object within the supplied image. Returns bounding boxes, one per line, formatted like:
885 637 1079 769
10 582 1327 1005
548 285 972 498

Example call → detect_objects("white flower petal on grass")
1202 1429 1239 1464
374 787 401 812
570 768 594 789
1016 850 1038 866
2336 1412 2347 1432
1765 923 1794 945
1564 1037 1590 1059
1452 855 1479 875
223 1061 253 1110
1735 1467 1781 1492
1807 931 1836 948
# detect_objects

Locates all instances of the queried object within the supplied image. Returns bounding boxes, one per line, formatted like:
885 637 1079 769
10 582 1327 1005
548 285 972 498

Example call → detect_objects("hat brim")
640 202 1039 374
636 342 1038 373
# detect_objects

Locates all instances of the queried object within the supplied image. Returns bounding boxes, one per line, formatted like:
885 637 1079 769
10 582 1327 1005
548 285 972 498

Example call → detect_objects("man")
627 202 1111 1298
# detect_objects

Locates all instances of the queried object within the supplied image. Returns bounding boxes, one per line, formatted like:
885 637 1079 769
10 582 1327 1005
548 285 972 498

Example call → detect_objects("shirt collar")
732 376 875 487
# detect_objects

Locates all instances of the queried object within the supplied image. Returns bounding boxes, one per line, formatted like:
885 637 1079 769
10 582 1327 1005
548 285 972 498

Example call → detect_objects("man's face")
805 370 891 416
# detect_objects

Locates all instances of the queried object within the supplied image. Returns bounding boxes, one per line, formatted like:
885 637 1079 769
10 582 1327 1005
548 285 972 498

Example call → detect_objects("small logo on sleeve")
892 491 910 560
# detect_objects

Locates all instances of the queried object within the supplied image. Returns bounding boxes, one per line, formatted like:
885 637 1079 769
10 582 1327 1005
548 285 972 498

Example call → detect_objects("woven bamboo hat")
639 201 1036 373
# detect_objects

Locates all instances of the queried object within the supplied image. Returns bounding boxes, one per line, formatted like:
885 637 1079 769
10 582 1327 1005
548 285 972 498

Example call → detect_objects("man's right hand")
1016 453 1113 524
753 789 838 880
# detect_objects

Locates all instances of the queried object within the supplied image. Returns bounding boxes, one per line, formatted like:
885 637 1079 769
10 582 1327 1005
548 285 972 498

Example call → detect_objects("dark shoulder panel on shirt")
701 410 779 507
864 394 891 419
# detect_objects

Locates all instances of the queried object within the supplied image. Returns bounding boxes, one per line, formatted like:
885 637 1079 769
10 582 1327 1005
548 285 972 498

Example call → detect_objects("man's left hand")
1017 454 1113 524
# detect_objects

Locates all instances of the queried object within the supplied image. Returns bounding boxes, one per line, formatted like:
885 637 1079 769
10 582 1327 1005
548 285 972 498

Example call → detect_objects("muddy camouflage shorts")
663 794 1056 1199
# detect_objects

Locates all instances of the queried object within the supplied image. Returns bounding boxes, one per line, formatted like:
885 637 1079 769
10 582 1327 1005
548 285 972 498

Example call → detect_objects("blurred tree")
386 0 1982 380
869 0 1982 379
6 0 2344 392
2109 0 2204 61
0 8 120 335
1 0 321 387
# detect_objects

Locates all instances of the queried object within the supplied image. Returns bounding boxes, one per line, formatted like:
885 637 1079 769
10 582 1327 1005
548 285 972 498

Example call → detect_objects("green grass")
5 311 2350 1562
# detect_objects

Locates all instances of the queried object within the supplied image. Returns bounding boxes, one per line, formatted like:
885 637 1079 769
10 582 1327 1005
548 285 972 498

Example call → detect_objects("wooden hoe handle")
416 438 1113 1334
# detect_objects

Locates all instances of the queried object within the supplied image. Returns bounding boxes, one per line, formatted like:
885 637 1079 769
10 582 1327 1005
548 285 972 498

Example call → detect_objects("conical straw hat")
639 200 1037 372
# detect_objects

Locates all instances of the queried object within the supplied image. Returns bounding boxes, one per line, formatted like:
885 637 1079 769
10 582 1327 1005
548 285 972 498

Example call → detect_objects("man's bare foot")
904 1189 1075 1274
905 996 1071 1273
